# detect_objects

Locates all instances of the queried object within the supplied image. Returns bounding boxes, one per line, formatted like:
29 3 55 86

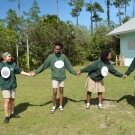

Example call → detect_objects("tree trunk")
56 0 58 22
17 0 20 66
90 15 93 35
133 0 135 17
18 0 20 17
118 6 121 25
124 3 126 17
107 0 110 29
90 0 93 35
76 16 78 26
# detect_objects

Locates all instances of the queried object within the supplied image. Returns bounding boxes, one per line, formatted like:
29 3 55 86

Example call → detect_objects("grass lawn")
0 66 135 135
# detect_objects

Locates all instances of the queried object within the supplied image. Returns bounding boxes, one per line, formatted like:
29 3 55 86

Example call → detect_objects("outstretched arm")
64 55 77 75
108 64 123 78
34 55 51 75
80 60 98 73
125 58 135 76
14 63 31 76
20 71 31 76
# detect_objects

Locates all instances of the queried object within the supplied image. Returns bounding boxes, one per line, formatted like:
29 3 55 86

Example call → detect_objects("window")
127 40 135 50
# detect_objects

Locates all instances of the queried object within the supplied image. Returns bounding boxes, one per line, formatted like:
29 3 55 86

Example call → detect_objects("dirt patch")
103 99 117 109
100 123 107 128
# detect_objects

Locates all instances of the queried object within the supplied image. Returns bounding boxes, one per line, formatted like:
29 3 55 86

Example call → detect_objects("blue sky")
0 0 134 28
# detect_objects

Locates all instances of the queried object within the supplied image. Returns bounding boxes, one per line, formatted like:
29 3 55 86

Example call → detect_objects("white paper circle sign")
101 66 108 76
54 60 64 69
1 67 11 78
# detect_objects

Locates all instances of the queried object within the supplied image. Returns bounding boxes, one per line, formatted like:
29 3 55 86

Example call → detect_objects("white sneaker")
86 104 90 109
98 105 103 110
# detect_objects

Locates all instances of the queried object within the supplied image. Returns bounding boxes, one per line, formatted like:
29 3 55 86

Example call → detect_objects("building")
108 17 135 66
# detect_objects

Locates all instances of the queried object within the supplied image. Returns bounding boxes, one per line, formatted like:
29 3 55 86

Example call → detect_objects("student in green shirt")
0 51 31 124
124 58 135 77
31 42 77 114
78 49 124 110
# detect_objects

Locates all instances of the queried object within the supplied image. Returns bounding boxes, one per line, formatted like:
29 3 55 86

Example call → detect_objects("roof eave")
107 29 135 36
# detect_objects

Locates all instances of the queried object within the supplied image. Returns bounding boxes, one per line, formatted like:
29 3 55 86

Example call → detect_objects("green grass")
0 66 135 135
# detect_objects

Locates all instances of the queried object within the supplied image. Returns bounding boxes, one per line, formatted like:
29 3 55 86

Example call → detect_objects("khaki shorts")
52 80 64 88
2 89 16 98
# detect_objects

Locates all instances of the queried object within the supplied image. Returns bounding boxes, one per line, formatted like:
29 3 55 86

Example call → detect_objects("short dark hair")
54 42 63 49
100 49 110 62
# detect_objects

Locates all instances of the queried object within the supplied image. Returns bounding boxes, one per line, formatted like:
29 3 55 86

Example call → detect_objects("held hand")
123 74 127 79
31 72 36 76
76 71 81 76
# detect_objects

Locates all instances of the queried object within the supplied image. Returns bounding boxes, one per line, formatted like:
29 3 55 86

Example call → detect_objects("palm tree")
9 0 20 65
123 0 131 17
9 0 20 17
68 0 84 26
104 0 113 29
113 0 124 25
85 2 104 34
92 2 104 28
56 0 58 22
90 0 93 33
18 0 20 17
85 0 93 34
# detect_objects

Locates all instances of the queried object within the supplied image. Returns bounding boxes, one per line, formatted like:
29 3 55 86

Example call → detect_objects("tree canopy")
0 0 133 70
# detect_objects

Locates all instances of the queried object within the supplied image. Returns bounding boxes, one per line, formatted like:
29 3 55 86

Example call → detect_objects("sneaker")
86 104 90 109
10 113 20 118
59 107 64 112
50 108 55 114
98 105 103 110
4 117 9 123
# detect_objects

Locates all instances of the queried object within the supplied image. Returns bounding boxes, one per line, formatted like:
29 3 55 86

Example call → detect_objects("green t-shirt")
35 53 77 80
0 62 22 90
80 59 123 81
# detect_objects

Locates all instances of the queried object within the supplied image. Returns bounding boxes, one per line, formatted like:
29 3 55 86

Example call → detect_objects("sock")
52 106 55 109
59 105 62 109
86 103 90 106
99 103 102 106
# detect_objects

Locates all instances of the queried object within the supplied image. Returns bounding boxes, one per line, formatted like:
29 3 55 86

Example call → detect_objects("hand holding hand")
31 72 36 76
77 71 81 76
123 74 127 79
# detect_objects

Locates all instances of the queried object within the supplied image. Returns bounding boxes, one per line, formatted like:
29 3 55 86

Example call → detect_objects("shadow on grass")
39 97 108 108
40 97 86 109
117 95 135 108
103 98 118 102
14 102 38 114
84 98 118 105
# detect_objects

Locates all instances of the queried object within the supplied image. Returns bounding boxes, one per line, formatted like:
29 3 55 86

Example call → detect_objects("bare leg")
59 87 64 107
50 88 57 114
98 92 103 109
4 98 10 117
9 98 15 115
87 91 92 103
59 87 64 111
52 88 57 106
86 91 92 109
98 92 102 104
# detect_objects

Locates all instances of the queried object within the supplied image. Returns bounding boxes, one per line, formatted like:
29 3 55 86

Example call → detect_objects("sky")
0 0 134 28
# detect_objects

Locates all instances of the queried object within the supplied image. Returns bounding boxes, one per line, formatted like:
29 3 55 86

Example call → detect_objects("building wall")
120 32 135 66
